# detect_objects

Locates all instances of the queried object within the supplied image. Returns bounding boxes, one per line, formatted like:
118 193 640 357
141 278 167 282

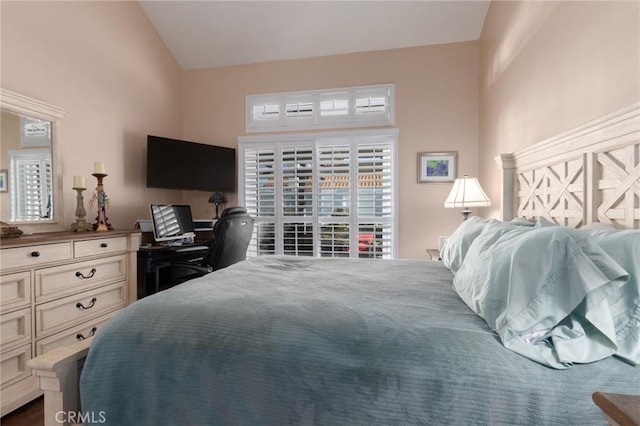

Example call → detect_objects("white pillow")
535 217 557 228
588 229 640 365
440 216 491 273
453 224 630 368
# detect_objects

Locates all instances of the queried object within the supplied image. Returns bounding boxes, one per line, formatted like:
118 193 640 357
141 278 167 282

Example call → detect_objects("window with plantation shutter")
9 149 53 221
246 84 394 132
239 129 397 259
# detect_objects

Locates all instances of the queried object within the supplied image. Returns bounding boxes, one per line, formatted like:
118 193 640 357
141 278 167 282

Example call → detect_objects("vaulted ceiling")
139 1 490 70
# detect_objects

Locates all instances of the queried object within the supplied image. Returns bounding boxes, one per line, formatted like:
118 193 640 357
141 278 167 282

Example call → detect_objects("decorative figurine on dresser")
90 162 113 231
71 175 92 232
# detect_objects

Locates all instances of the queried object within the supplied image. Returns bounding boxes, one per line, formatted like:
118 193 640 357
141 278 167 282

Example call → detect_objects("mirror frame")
1 88 67 232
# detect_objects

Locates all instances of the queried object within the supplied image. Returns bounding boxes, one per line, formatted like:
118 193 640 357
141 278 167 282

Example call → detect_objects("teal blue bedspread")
80 256 639 425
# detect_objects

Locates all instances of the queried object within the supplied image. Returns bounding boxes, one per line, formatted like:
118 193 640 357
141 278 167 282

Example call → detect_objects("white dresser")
0 230 140 415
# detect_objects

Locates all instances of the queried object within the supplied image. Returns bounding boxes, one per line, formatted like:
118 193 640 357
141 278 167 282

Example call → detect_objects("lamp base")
461 210 472 220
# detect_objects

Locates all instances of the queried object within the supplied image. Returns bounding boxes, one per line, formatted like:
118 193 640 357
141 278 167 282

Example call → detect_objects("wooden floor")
1 396 44 426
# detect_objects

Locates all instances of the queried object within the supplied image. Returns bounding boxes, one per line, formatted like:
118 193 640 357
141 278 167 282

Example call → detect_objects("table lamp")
444 175 491 220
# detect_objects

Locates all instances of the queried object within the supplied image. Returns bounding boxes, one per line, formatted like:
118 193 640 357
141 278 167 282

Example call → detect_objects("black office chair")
171 207 254 283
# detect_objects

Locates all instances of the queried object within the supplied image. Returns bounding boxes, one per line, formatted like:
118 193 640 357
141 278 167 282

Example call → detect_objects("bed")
28 102 640 425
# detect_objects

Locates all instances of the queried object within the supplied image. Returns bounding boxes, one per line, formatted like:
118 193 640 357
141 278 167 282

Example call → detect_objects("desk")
137 243 211 298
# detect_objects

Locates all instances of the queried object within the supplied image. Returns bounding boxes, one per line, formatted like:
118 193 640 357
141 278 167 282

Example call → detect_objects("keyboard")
175 245 209 253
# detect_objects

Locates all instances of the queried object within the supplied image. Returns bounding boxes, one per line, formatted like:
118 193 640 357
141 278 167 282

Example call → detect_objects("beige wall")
183 43 480 258
479 1 640 219
1 1 183 232
8 2 632 257
2 1 478 258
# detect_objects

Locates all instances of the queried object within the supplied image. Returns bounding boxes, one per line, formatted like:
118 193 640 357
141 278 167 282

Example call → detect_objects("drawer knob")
75 268 97 279
76 327 97 340
76 297 97 310
30 251 40 257
100 243 108 248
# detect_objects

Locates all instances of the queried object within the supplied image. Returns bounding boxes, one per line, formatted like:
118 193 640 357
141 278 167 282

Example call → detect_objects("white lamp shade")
444 175 491 208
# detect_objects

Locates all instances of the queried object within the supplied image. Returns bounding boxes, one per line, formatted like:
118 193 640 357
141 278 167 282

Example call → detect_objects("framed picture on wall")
417 151 457 183
0 170 7 192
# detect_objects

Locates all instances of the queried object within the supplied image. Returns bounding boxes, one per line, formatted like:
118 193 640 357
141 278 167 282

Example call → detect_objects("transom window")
239 129 397 259
246 84 395 133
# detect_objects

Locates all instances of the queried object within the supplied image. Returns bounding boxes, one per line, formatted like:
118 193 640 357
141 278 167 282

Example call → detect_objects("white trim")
0 89 66 230
0 89 67 121
239 128 399 145
246 84 395 133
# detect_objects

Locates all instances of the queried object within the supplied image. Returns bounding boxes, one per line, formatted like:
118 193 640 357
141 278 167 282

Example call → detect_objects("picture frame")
0 169 7 192
417 151 457 183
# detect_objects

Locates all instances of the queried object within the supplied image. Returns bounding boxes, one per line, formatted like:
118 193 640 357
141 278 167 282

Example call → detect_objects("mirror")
0 89 66 231
1 110 53 221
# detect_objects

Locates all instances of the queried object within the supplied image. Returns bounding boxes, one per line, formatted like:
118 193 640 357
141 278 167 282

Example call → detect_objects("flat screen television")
146 135 236 192
150 204 195 243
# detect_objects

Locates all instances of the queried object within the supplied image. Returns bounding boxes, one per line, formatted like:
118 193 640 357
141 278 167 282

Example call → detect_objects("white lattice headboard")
498 102 640 229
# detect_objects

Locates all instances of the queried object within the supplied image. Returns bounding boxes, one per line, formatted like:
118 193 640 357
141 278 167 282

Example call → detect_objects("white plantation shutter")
9 149 53 221
244 148 278 256
240 129 397 259
248 95 282 130
318 142 351 257
247 84 394 132
252 103 280 121
319 91 350 125
355 87 390 122
357 144 393 217
283 222 314 256
282 146 313 217
284 94 315 126
318 144 351 217
251 222 276 256
244 148 276 217
356 142 393 258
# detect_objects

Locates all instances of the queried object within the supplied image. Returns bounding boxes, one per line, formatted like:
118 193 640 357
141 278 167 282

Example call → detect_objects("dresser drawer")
0 308 32 349
74 236 128 258
1 243 72 270
36 311 117 356
35 282 126 338
1 343 32 389
0 272 31 311
35 255 127 302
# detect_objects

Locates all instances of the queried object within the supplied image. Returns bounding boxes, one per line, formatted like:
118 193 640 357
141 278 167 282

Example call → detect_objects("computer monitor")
149 204 196 243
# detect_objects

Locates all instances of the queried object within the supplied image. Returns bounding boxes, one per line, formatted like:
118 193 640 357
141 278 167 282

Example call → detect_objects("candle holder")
70 187 92 232
90 173 113 231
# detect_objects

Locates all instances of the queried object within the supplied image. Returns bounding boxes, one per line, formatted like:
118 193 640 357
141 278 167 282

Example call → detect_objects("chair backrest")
202 207 254 271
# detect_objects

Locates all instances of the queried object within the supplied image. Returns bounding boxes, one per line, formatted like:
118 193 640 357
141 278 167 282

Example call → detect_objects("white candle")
94 161 106 174
73 176 85 188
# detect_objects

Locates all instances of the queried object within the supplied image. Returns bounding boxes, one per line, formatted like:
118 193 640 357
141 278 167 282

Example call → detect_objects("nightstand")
426 249 441 261
592 392 640 426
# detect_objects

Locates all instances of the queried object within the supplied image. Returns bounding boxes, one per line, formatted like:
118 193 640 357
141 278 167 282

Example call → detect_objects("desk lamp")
209 192 225 219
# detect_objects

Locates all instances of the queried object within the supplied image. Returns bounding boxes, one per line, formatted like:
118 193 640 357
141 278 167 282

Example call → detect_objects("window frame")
246 84 395 133
238 128 398 259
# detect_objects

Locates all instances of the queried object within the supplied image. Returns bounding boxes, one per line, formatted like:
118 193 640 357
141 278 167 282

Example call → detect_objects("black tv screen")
146 135 236 192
